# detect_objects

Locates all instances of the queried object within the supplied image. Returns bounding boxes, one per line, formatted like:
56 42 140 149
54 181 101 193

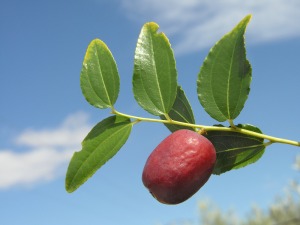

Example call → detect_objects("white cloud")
16 111 90 148
121 0 300 54
0 148 73 189
0 112 91 190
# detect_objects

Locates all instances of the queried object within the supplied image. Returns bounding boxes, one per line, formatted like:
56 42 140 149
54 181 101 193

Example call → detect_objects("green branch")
112 109 300 147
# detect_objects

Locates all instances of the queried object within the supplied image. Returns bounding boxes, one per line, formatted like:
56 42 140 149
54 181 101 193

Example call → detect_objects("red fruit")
142 129 216 204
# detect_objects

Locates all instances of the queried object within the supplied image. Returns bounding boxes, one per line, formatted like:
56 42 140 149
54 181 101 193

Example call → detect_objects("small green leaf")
65 116 132 193
197 15 252 122
160 86 196 132
205 124 265 175
133 22 178 116
80 39 120 109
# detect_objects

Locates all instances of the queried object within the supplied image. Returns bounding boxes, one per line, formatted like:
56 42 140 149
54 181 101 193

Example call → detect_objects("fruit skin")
142 129 216 204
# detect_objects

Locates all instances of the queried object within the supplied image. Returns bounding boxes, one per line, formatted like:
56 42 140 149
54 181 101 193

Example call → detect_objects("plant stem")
111 109 300 147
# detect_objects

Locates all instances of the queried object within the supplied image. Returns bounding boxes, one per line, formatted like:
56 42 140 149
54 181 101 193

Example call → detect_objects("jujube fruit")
142 129 216 204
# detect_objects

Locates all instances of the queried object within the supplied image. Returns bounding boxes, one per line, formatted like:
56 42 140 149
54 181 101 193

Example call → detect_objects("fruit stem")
111 109 300 147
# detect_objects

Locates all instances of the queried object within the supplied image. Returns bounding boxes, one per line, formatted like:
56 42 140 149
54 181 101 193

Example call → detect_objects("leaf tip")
65 179 75 193
144 21 159 32
245 14 252 21
240 14 252 28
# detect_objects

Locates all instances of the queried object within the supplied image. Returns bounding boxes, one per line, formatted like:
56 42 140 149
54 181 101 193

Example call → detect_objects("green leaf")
80 39 120 109
160 86 196 132
197 15 252 122
133 22 178 116
205 124 265 175
65 115 132 193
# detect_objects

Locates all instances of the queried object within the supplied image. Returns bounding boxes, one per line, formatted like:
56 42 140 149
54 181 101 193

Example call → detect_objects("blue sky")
1 0 300 224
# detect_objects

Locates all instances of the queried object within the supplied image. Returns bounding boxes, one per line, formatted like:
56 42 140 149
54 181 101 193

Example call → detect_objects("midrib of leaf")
149 32 166 113
217 143 265 153
209 132 262 143
210 47 227 119
227 32 246 119
172 109 189 122
90 45 112 106
226 39 236 119
69 122 131 187
218 146 263 167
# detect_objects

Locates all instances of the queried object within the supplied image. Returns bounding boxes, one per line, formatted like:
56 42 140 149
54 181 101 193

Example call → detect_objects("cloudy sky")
1 0 300 225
